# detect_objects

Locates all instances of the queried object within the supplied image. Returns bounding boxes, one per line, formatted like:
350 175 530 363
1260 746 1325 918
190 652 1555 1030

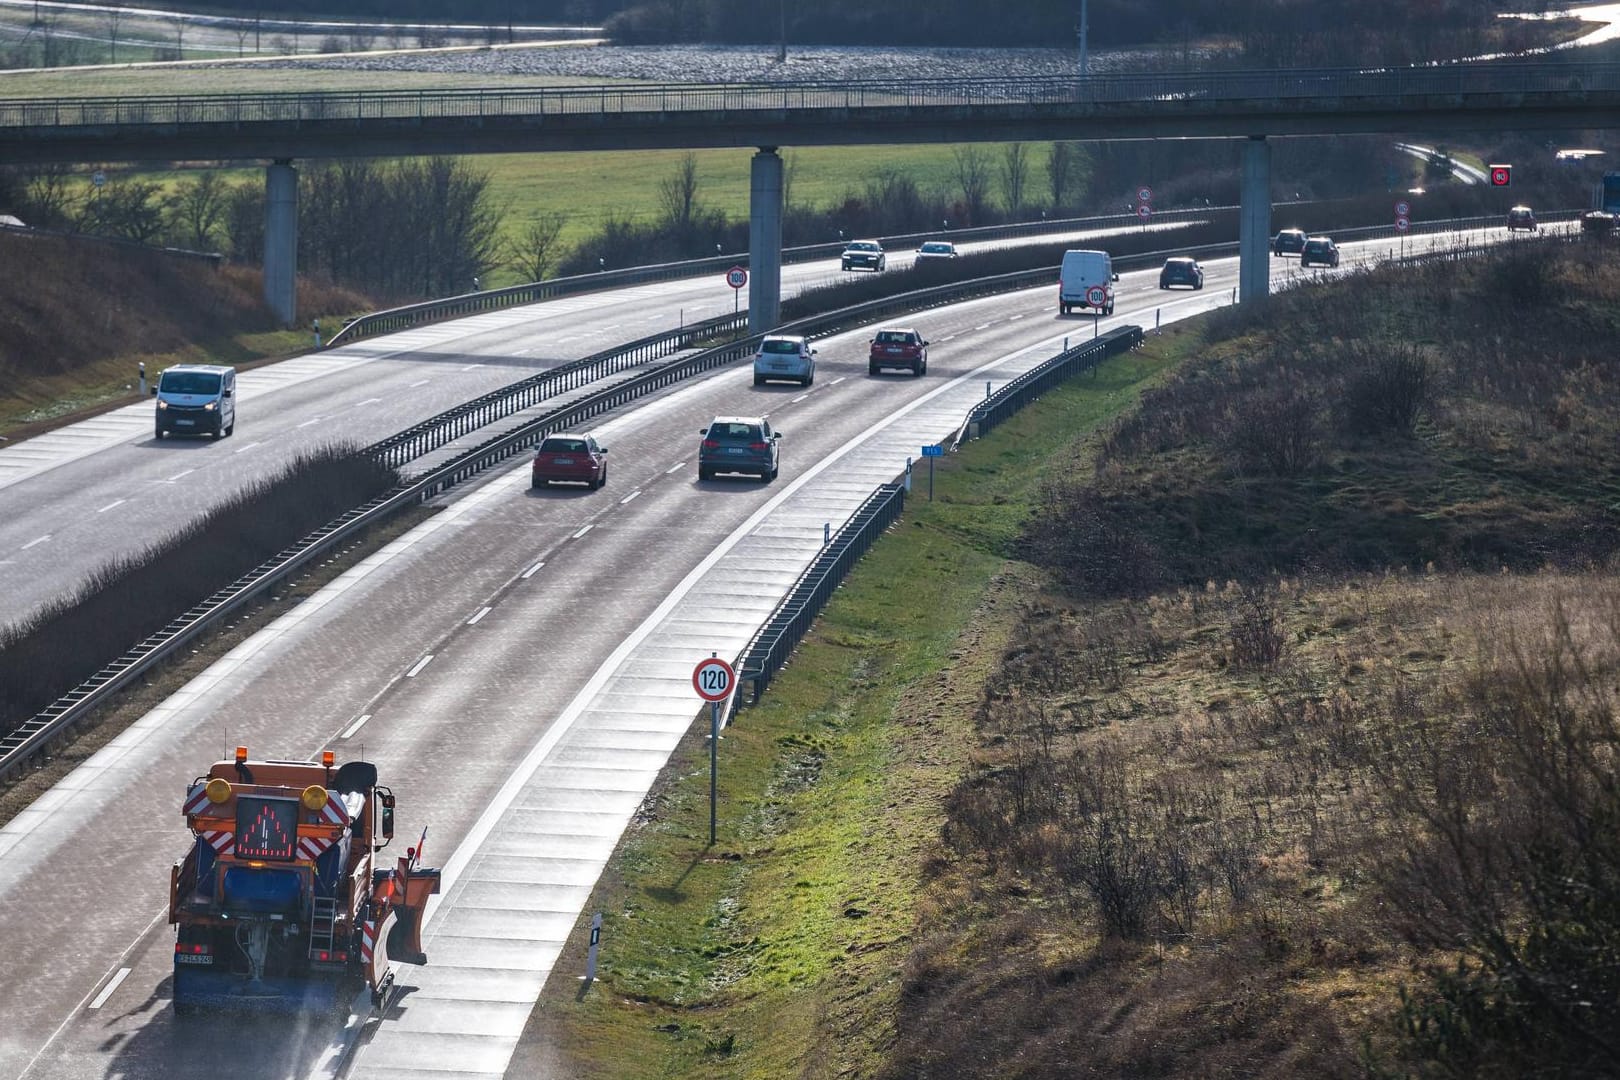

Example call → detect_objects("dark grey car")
699 416 781 482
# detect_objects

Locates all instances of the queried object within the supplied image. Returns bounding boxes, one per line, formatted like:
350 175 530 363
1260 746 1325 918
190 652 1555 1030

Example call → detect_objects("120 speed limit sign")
693 657 736 702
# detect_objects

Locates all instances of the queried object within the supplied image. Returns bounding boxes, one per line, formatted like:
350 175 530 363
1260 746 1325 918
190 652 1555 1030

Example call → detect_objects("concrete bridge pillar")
264 159 298 328
748 147 783 333
1239 136 1271 305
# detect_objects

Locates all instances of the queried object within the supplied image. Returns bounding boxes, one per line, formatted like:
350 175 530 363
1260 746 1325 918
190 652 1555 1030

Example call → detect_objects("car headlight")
156 400 168 409
203 401 216 411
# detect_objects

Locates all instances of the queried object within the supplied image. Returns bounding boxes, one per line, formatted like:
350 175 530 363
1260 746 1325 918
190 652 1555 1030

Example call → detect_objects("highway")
0 224 1551 1079
0 220 1183 631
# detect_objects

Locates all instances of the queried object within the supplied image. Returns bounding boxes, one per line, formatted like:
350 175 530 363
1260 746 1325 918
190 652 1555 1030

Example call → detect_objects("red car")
531 433 608 489
869 327 929 376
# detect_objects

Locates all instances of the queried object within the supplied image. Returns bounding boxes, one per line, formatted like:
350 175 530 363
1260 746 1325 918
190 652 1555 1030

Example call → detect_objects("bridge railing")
4 62 1618 127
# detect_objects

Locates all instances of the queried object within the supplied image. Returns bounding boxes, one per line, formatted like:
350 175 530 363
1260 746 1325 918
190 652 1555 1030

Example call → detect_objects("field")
524 239 1620 1078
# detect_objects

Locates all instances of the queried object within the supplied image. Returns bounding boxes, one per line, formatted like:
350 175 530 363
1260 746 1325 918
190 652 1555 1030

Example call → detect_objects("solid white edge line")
467 606 492 625
404 655 433 678
340 713 372 739
86 968 130 1011
521 561 545 579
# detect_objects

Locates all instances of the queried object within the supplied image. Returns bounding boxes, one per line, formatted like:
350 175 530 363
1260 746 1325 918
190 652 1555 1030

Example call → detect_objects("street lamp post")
1077 0 1089 78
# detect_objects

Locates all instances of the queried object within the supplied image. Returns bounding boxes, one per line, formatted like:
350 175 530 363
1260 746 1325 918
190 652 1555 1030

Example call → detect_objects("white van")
154 363 236 439
1058 249 1118 316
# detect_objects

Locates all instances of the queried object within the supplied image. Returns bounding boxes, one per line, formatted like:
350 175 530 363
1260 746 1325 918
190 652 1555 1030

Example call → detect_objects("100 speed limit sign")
693 657 736 702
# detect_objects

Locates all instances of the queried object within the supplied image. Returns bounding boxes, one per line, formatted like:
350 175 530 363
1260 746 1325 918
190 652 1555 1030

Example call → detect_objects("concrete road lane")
0 218 1203 630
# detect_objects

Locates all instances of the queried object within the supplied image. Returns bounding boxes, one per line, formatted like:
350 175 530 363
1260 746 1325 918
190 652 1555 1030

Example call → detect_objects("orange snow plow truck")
168 748 439 1014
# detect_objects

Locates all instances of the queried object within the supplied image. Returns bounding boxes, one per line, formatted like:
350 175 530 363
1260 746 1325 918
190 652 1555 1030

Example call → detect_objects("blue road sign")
921 444 944 457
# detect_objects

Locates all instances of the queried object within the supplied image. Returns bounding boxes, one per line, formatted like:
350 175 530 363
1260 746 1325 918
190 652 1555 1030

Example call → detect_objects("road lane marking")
467 606 492 625
791 394 809 403
974 323 991 330
231 441 263 454
295 417 323 429
409 379 431 388
1010 314 1025 320
831 377 848 385
619 490 641 505
166 468 195 482
460 364 484 371
940 335 957 342
521 561 545 579
571 524 593 539
356 397 383 407
21 535 51 550
96 499 125 514
87 968 130 1011
666 462 685 474
405 655 434 678
341 714 372 739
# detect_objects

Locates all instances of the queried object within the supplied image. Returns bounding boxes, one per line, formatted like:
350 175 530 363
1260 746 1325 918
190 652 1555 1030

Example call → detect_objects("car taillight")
749 442 770 451
175 943 211 955
702 439 720 450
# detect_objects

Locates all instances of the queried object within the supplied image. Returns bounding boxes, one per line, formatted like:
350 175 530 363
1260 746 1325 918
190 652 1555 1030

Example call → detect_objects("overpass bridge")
3 62 1618 326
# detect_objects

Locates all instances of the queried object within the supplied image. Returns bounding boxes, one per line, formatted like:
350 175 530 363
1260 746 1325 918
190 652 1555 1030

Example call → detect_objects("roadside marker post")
693 654 736 846
581 912 602 984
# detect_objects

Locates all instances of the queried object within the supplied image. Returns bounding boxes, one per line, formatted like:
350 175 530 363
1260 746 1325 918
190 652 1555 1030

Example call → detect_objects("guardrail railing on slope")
954 325 1146 448
323 206 1226 348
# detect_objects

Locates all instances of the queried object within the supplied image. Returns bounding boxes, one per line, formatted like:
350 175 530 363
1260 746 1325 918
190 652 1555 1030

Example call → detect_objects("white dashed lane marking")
405 655 434 678
87 968 130 1011
521 561 545 579
467 606 492 625
21 535 50 550
96 500 125 514
341 714 372 739
571 525 593 540
620 490 641 505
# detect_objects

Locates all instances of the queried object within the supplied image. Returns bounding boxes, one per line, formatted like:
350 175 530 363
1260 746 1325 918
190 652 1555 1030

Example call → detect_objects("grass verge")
515 331 1191 1078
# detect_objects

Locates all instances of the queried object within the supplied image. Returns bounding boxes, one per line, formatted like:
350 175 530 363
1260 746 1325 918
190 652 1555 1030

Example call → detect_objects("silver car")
752 335 817 387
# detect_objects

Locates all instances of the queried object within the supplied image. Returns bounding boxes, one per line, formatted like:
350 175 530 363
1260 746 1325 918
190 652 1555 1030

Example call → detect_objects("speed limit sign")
725 265 748 290
693 656 735 701
1137 186 1153 203
1085 285 1108 308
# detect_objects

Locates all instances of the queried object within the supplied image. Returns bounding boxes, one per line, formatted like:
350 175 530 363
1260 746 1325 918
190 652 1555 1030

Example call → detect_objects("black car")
699 415 781 482
1158 256 1204 290
1300 236 1340 268
841 240 886 272
1273 228 1308 257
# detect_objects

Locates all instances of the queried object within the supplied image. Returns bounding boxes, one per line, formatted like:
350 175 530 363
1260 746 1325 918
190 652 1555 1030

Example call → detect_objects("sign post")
1136 185 1153 229
725 265 748 317
584 911 602 983
921 444 943 500
693 654 736 846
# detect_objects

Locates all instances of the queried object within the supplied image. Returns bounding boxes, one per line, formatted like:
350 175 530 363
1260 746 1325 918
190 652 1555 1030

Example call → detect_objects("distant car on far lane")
532 433 608 489
869 327 929 376
1506 205 1538 231
1158 256 1204 290
1273 228 1307 256
916 240 959 261
841 239 886 272
1300 235 1340 268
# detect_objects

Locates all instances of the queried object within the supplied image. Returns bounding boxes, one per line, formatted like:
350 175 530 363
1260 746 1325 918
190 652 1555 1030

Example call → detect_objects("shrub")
1340 342 1434 437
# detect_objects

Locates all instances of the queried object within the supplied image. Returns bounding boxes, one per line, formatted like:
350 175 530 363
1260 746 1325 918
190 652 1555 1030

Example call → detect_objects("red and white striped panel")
182 783 211 818
297 834 337 860
318 793 348 826
201 830 234 855
296 794 350 860
359 918 378 965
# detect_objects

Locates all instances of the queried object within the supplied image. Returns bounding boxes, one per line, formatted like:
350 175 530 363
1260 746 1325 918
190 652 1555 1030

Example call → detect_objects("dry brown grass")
886 569 1620 1078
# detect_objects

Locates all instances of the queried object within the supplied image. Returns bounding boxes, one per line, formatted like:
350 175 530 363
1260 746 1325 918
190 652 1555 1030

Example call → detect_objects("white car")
753 335 816 387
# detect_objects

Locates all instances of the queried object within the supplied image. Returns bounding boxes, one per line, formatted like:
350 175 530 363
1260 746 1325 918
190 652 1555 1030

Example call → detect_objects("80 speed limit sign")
693 656 736 702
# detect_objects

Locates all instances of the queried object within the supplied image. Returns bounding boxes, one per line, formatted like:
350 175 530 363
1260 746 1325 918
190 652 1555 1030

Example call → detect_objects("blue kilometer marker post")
921 444 944 500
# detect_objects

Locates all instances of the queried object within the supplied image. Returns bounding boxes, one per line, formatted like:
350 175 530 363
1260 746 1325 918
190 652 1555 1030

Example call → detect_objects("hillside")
531 240 1620 1078
0 230 370 438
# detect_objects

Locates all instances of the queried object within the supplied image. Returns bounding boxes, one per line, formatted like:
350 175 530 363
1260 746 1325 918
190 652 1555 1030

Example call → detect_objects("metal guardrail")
324 206 1225 348
3 63 1617 126
733 481 906 708
363 311 744 469
955 325 1146 447
0 220 224 266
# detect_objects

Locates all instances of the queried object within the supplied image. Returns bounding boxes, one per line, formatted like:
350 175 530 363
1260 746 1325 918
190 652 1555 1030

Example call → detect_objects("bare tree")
79 176 168 243
171 171 228 251
952 146 993 225
507 211 569 283
1000 142 1030 218
658 152 703 238
782 150 798 211
1048 141 1077 210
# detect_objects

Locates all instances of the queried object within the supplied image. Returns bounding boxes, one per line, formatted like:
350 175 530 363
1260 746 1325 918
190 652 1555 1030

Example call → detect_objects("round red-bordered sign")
1395 216 1410 232
1085 285 1108 307
1137 186 1153 203
1395 200 1411 217
693 656 736 702
725 266 748 289
1136 205 1152 220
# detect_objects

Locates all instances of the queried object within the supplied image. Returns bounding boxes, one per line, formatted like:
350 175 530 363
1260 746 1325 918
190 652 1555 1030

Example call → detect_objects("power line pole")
777 0 786 63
